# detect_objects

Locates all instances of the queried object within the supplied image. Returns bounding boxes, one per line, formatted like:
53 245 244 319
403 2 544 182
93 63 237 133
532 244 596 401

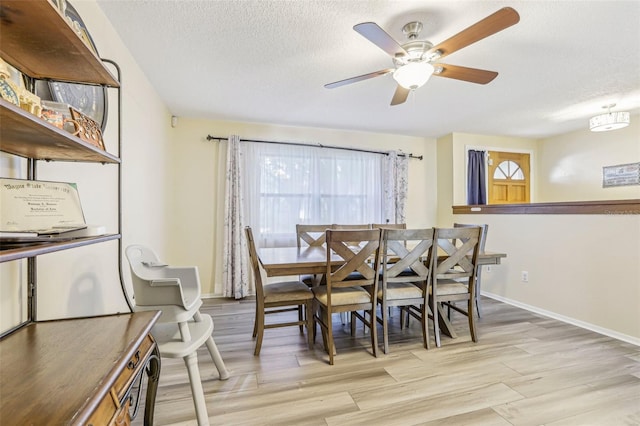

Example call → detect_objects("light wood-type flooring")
133 297 640 426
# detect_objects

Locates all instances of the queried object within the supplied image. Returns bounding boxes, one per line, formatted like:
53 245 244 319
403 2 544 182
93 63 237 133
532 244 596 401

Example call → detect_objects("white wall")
166 118 436 296
439 125 640 344
1 1 172 326
537 114 640 201
447 132 540 205
456 213 640 344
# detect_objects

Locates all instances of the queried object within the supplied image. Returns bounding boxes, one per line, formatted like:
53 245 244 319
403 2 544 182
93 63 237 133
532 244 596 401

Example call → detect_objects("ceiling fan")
325 7 520 106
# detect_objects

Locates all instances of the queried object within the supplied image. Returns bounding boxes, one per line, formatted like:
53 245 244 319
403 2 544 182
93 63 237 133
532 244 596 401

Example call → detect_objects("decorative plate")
48 1 108 132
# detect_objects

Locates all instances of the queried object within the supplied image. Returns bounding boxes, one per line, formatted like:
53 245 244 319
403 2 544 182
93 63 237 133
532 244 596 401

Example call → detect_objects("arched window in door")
493 160 525 180
488 151 530 204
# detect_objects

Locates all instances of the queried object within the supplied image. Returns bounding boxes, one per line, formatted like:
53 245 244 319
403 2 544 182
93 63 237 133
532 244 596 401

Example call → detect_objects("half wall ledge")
453 199 640 215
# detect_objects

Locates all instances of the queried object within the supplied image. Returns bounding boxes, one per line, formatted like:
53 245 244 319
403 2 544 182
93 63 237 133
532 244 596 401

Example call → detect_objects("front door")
487 151 530 204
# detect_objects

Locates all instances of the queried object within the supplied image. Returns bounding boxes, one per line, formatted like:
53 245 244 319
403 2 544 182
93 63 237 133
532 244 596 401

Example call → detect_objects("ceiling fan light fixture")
589 104 630 132
393 62 434 90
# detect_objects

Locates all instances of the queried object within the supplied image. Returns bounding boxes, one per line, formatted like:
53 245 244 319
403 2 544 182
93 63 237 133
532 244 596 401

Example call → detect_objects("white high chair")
126 245 230 426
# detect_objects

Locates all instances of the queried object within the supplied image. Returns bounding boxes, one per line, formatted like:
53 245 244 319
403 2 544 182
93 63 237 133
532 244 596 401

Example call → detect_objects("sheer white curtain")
241 142 386 249
220 137 410 298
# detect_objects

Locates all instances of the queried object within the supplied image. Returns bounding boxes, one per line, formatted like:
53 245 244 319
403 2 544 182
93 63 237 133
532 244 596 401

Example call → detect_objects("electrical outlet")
521 271 529 282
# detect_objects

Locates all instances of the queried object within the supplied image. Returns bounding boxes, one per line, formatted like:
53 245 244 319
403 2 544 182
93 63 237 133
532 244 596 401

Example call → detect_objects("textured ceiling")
96 0 640 139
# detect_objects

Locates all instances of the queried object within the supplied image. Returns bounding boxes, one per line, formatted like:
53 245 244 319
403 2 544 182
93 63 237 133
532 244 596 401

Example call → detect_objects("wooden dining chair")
454 223 489 317
296 224 332 248
245 227 314 355
312 228 382 365
377 228 434 353
430 226 481 347
296 224 332 286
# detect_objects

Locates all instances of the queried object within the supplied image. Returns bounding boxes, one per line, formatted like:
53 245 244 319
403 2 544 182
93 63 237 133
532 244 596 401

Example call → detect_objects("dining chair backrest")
296 224 332 248
432 226 481 283
381 228 433 285
431 226 481 347
245 226 268 301
453 223 488 253
372 223 407 230
378 227 435 353
331 224 373 230
331 224 373 247
325 228 382 293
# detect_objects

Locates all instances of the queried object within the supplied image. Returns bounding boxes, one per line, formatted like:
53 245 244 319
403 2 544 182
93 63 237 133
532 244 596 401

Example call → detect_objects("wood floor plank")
503 356 640 398
325 383 523 425
493 374 640 425
131 297 640 426
210 391 358 426
544 396 640 425
419 407 514 426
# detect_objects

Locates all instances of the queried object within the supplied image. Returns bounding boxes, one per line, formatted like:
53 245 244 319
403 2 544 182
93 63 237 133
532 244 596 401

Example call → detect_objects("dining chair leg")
252 306 258 338
254 308 265 356
475 267 484 318
431 298 442 348
368 307 378 358
468 299 478 342
315 305 330 354
324 308 335 365
298 305 304 333
382 303 389 354
305 300 314 350
421 304 431 350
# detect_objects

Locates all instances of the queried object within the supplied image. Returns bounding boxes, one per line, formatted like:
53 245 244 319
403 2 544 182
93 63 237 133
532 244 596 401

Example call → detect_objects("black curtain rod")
205 135 423 160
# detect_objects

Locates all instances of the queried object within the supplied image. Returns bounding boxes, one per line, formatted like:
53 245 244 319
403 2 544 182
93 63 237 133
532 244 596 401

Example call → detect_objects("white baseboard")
483 292 640 347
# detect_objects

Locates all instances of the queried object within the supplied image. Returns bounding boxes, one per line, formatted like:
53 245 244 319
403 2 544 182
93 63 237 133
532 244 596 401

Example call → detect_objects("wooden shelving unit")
0 99 120 163
0 4 160 425
0 234 121 263
0 0 125 315
0 0 119 86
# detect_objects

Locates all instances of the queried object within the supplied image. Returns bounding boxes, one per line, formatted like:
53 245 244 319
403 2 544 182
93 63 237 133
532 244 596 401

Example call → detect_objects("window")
242 142 385 247
493 160 524 180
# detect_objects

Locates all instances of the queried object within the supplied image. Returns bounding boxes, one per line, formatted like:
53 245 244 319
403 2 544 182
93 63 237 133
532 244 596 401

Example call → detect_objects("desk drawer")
114 334 155 400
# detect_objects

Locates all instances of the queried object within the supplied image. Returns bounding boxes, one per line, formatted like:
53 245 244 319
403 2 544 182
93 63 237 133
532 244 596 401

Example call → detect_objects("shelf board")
0 234 121 263
0 100 120 163
0 0 119 87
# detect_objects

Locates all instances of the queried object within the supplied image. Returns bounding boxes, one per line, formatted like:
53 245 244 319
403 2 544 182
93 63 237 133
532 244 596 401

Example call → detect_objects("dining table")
257 245 507 339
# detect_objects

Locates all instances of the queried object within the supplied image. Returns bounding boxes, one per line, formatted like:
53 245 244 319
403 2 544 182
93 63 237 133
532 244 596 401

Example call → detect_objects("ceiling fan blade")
354 22 408 58
390 85 410 106
434 64 498 84
324 68 394 89
428 7 520 60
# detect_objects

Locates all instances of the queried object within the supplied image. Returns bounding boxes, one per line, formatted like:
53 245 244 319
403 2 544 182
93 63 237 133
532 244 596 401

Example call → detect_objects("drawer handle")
127 351 141 370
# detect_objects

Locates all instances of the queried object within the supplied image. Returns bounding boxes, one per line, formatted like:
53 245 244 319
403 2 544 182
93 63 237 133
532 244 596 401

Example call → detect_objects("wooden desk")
0 311 161 425
258 246 507 340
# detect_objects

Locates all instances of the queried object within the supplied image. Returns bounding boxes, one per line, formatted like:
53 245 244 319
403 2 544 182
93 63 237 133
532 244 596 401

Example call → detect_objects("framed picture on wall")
602 162 640 188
